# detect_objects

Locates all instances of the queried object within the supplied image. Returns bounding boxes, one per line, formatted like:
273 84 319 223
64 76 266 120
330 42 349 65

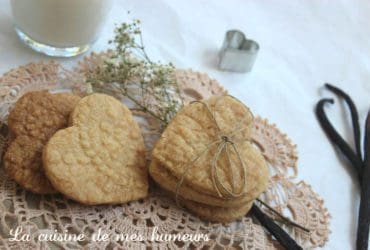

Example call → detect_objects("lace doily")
0 55 330 249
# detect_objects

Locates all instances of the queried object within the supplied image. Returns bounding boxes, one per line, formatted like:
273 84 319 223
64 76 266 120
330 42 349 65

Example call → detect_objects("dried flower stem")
86 19 183 128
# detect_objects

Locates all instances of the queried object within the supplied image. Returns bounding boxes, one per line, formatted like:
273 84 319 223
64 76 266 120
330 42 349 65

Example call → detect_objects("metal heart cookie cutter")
219 30 259 73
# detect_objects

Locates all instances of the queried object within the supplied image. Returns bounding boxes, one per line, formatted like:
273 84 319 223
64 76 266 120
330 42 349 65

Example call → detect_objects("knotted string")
175 96 253 206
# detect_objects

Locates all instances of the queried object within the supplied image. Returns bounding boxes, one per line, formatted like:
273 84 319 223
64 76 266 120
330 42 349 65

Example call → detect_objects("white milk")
11 0 112 48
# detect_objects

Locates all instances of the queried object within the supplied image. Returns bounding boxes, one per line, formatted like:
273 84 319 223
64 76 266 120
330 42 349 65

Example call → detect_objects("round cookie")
4 91 81 194
43 93 148 205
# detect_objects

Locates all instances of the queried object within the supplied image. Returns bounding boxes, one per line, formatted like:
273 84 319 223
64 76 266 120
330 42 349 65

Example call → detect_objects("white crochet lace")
0 54 330 249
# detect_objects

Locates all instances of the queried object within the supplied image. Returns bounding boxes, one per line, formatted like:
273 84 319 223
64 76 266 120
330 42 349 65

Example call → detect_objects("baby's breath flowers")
86 19 183 127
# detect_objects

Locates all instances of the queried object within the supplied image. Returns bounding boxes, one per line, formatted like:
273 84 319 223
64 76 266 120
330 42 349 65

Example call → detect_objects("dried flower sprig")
86 19 183 127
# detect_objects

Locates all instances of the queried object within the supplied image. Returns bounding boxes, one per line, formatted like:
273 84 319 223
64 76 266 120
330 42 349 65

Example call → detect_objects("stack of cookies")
150 96 269 222
4 91 148 205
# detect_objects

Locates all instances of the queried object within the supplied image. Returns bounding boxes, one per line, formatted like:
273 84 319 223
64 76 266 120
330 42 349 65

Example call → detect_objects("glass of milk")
11 0 113 57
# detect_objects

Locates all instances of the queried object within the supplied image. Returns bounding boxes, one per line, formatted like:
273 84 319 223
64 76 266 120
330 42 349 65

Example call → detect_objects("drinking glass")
11 0 113 57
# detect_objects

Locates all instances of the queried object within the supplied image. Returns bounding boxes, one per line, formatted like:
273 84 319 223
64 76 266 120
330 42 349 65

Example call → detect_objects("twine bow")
175 96 253 205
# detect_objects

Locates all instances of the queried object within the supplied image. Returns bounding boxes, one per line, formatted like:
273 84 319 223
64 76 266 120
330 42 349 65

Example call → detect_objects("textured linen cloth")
1 0 370 249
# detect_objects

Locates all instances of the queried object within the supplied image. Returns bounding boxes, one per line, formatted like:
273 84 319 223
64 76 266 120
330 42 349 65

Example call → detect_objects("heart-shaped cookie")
150 95 269 221
43 93 148 204
4 91 81 194
151 95 268 196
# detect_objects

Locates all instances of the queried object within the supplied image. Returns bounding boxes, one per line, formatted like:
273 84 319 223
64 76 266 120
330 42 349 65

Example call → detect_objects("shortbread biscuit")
151 96 269 198
166 190 253 223
150 159 258 207
43 93 148 205
182 199 254 223
4 91 80 194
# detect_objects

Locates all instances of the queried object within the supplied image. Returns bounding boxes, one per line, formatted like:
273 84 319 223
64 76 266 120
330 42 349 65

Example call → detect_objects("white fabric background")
1 1 370 249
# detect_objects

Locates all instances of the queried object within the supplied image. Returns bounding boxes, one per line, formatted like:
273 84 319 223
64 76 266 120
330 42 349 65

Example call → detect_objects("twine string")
225 143 236 193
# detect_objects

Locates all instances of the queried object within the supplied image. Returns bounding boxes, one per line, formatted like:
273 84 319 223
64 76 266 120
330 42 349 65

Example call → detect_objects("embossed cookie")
43 93 148 205
151 96 269 196
4 91 81 194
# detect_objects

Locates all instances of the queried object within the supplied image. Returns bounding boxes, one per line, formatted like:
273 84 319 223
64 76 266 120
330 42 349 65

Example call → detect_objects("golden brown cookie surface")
4 91 81 194
43 93 148 205
152 96 268 197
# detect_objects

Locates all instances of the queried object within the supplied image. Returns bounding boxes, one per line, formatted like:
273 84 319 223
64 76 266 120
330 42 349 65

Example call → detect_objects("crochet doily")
0 55 330 249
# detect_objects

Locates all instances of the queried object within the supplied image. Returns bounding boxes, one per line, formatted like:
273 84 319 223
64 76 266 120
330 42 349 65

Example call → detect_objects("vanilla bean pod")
251 204 303 250
316 84 369 250
325 83 362 159
357 112 370 250
315 98 362 178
